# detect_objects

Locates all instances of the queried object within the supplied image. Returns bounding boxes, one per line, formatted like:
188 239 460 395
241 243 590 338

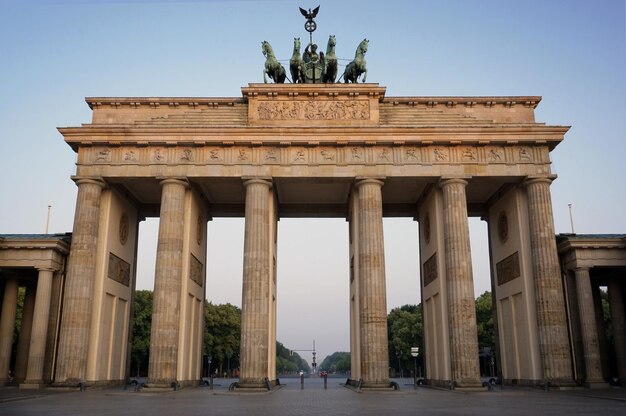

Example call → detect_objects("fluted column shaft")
524 177 573 382
23 268 55 385
356 179 389 387
440 178 481 387
14 285 35 382
0 279 19 384
239 179 272 386
608 280 626 382
148 178 188 386
574 267 604 384
54 178 105 383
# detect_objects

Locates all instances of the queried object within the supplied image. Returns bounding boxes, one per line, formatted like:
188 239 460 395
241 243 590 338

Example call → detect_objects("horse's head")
293 37 301 51
328 35 336 48
262 41 269 57
359 38 369 55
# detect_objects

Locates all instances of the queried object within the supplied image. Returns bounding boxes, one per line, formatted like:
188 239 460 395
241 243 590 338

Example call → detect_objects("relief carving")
265 149 278 161
237 149 249 161
423 252 438 287
378 148 391 161
123 150 137 162
189 254 203 287
293 149 306 162
351 147 362 161
180 149 192 161
95 149 111 162
209 149 221 161
462 148 477 160
108 253 130 287
518 147 532 161
153 148 165 162
405 148 419 161
488 148 503 162
433 148 448 161
257 100 369 120
320 149 335 161
496 251 521 286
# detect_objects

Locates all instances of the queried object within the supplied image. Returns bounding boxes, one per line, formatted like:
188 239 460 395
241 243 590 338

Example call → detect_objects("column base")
20 381 47 389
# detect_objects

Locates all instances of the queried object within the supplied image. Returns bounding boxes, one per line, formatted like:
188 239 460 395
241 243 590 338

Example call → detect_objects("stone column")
608 280 626 383
239 178 273 387
439 178 482 388
355 178 389 387
147 178 188 387
591 284 610 379
22 268 55 388
14 285 35 383
0 279 19 384
524 177 573 384
574 267 605 385
55 178 105 383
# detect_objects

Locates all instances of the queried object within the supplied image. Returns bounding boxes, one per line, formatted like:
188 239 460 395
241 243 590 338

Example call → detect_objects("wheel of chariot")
304 20 316 32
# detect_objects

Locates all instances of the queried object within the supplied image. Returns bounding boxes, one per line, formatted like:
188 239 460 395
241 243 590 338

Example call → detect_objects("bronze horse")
322 35 337 83
262 40 286 84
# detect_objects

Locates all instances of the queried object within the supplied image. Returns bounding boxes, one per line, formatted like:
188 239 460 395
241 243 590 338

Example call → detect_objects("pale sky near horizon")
1 0 624 365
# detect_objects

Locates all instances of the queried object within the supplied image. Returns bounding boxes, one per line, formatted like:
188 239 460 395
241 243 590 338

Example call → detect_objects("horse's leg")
362 68 367 83
263 68 268 83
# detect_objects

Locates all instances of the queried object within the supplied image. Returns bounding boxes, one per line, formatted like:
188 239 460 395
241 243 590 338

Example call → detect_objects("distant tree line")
129 290 308 377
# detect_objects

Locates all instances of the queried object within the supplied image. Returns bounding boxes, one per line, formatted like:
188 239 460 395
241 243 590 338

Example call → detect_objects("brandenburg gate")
47 81 576 389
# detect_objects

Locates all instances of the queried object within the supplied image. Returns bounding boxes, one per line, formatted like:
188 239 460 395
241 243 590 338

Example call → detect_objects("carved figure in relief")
406 148 419 161
351 147 362 160
265 149 277 161
181 149 192 161
519 148 531 160
489 149 502 161
320 149 335 161
96 149 110 161
153 149 164 161
378 148 390 161
462 148 476 160
433 148 447 161
237 149 248 161
209 149 220 160
290 37 305 84
294 150 306 162
124 150 136 161
262 40 287 83
342 38 368 83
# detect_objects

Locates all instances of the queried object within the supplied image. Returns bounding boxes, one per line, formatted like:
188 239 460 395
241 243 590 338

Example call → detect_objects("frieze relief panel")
256 100 370 121
85 143 546 167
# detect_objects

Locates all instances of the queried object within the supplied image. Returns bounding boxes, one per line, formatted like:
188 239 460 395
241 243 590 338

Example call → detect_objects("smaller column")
14 285 36 383
21 268 55 388
608 280 626 383
574 267 605 386
0 279 19 384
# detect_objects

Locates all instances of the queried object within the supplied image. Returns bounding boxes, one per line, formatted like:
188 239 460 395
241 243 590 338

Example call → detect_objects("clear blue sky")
1 0 624 365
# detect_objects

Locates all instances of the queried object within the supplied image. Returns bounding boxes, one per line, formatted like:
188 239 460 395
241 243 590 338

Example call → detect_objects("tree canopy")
319 351 350 373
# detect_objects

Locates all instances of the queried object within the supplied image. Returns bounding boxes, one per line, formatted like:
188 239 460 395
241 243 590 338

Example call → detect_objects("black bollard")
324 373 327 390
301 373 304 390
210 375 214 390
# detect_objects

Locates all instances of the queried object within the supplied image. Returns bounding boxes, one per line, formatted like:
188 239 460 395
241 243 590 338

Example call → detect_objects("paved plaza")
2 377 626 416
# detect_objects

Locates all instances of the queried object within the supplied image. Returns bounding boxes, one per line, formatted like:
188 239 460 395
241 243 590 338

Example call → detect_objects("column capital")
242 177 273 188
36 267 56 273
157 177 189 188
523 175 558 187
354 177 385 188
438 177 469 188
71 177 106 188
575 266 591 273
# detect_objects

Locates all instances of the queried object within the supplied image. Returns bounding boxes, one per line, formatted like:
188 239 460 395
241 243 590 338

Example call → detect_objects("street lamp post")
410 347 419 389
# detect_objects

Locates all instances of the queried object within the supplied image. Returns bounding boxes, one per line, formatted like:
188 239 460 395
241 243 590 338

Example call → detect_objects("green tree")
387 304 422 376
276 341 310 374
475 291 495 352
319 351 350 373
204 302 241 376
130 290 152 377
